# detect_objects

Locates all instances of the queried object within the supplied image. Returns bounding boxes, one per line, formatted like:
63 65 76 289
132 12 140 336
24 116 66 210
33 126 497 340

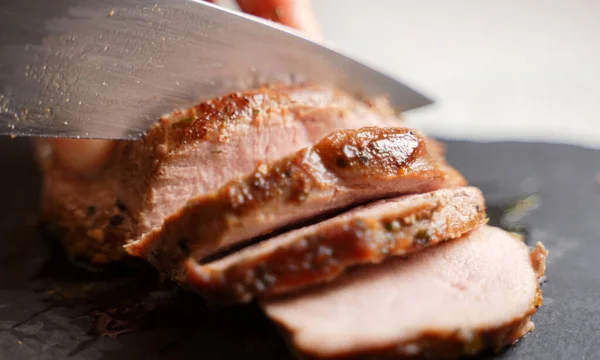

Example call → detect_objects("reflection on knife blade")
0 0 430 139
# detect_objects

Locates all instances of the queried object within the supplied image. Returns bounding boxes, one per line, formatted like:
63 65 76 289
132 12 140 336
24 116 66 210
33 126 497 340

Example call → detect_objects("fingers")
236 0 322 39
48 138 114 175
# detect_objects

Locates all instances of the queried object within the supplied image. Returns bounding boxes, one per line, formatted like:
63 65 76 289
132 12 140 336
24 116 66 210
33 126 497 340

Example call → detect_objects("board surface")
0 138 598 359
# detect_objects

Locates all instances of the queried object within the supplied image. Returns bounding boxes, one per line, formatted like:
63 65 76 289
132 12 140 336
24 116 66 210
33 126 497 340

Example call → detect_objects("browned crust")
185 187 486 304
140 83 398 153
273 242 548 360
126 127 448 275
37 84 398 264
530 241 548 279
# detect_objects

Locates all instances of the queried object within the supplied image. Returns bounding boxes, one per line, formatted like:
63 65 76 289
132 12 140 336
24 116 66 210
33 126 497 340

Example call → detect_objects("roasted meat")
126 127 462 276
185 187 485 303
36 85 401 263
263 226 548 359
35 82 548 360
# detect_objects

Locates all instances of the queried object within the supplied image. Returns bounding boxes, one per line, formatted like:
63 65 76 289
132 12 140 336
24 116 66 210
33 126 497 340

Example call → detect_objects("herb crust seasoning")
125 127 458 278
184 187 486 304
35 84 402 264
262 226 548 360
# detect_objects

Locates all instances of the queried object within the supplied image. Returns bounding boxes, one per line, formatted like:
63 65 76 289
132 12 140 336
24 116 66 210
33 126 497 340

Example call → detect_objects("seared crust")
262 226 547 360
126 127 450 276
185 187 486 303
36 84 400 263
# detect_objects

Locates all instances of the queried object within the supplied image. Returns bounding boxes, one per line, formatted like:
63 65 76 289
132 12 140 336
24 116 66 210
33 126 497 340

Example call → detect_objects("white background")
222 0 600 149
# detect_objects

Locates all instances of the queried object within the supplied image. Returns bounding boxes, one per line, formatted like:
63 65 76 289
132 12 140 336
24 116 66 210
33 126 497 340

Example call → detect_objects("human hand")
48 0 321 174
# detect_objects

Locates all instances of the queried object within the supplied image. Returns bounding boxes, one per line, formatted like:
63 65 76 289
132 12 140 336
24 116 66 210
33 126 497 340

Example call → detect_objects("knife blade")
0 0 432 140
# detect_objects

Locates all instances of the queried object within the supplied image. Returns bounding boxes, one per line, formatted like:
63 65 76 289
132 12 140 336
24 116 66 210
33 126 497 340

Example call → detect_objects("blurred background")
223 0 600 148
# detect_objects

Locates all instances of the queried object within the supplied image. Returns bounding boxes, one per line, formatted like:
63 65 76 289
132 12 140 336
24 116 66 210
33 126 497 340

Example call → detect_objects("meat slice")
185 187 486 303
126 127 456 276
36 84 401 263
263 226 547 360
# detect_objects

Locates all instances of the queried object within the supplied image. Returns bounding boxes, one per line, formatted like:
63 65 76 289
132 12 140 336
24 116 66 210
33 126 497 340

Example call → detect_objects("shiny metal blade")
0 0 432 139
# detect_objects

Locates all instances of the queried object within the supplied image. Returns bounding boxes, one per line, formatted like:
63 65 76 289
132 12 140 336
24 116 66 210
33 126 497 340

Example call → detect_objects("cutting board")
0 137 599 359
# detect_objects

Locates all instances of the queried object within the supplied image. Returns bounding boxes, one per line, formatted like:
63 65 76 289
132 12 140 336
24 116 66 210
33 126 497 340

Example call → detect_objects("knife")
0 0 432 140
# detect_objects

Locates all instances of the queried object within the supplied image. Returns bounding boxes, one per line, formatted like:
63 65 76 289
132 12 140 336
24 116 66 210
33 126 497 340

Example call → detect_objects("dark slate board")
0 137 599 360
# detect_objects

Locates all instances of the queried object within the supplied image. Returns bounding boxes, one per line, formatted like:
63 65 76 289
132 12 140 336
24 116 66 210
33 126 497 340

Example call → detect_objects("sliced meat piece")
263 226 547 360
185 187 486 303
126 127 454 276
36 84 401 263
